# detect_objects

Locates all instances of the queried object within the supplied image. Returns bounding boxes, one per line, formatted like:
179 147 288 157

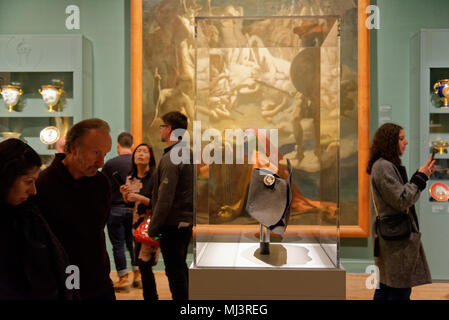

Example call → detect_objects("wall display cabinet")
411 29 449 280
0 35 92 165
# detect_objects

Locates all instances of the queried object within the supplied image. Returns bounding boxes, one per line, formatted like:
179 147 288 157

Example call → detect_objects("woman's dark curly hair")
366 123 403 174
0 138 42 203
129 143 156 179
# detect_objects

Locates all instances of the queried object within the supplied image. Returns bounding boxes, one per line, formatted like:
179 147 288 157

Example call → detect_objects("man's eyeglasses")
159 124 169 129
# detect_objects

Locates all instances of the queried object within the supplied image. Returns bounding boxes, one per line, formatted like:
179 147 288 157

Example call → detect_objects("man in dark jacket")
148 111 193 300
35 118 116 300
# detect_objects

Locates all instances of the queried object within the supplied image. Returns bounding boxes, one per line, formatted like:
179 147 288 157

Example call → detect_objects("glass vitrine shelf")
0 71 74 115
431 154 449 160
0 109 73 118
429 114 449 160
1 72 74 96
0 108 75 117
0 116 73 155
430 67 449 110
0 35 91 158
430 159 449 179
429 108 449 114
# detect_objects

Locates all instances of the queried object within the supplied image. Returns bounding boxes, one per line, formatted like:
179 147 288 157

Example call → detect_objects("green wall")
0 0 131 159
374 0 449 168
340 0 449 274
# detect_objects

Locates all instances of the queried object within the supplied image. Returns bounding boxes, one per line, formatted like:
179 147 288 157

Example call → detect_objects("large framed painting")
131 0 370 237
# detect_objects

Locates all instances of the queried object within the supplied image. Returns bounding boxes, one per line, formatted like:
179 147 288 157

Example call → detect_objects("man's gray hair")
64 118 110 153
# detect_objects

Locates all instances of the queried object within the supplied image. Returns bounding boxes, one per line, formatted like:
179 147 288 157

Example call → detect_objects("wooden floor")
111 271 449 300
346 274 449 300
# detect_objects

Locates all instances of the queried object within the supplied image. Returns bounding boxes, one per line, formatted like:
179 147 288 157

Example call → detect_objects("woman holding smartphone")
367 123 434 300
120 143 158 301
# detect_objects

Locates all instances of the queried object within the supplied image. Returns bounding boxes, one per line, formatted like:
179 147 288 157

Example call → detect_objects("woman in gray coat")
367 123 434 300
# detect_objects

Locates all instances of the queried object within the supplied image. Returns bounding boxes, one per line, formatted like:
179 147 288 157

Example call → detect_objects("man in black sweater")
148 111 193 300
35 118 115 300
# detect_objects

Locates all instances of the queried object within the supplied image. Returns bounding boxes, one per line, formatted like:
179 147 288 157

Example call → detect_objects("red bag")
134 217 160 247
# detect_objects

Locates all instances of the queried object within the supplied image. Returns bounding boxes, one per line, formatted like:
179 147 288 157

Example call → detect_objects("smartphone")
431 148 437 161
112 171 125 186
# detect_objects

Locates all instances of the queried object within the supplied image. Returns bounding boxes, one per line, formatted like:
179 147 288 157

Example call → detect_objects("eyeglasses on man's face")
159 124 169 129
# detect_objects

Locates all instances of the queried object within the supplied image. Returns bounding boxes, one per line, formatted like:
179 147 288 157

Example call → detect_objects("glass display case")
411 29 449 280
190 15 344 299
425 65 449 211
0 35 92 166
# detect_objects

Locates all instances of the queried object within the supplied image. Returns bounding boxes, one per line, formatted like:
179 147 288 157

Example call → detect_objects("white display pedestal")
189 242 346 300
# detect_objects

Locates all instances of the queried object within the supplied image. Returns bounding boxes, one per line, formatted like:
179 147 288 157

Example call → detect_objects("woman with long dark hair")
120 143 158 301
367 123 434 300
0 138 73 300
